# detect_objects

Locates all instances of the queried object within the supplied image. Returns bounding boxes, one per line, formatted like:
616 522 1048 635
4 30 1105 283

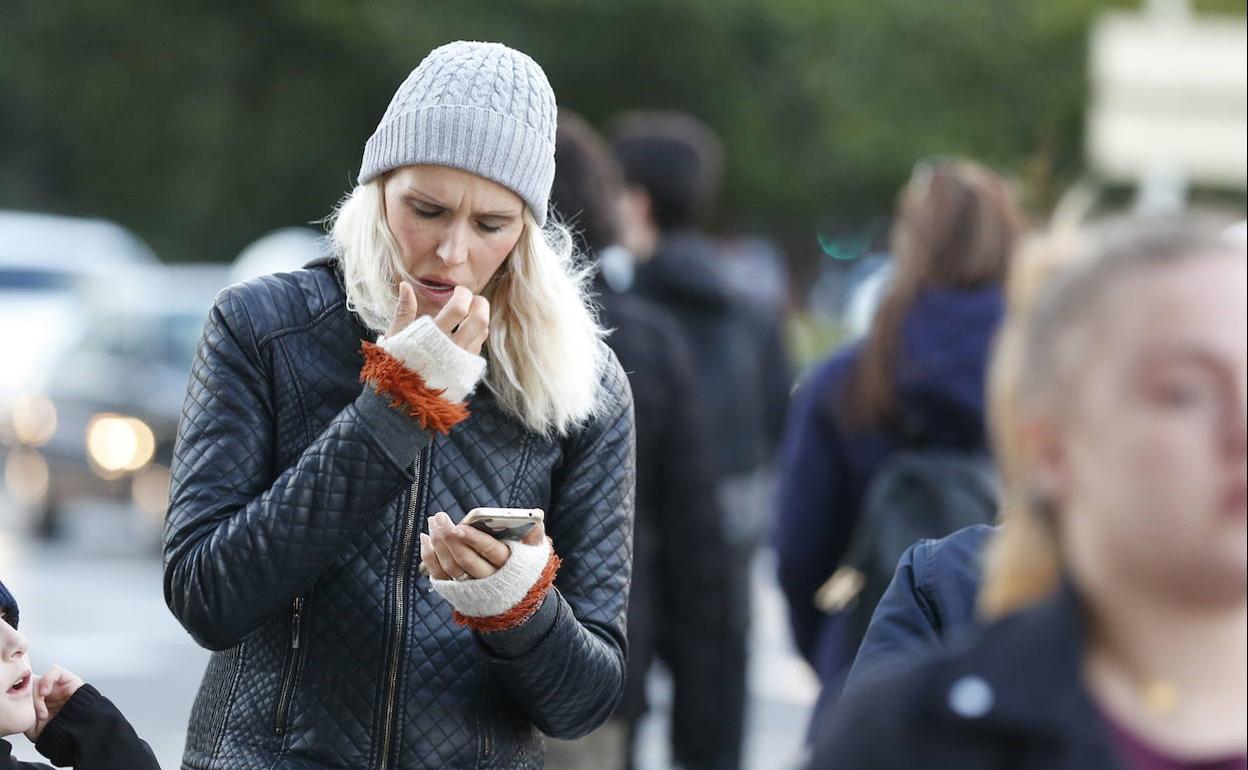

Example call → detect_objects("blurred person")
546 112 733 770
809 214 1248 769
774 159 1024 695
163 42 635 770
1 578 160 769
612 112 791 770
839 204 1136 692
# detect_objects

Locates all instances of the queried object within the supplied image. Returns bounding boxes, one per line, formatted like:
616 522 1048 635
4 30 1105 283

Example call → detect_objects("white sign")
1087 9 1247 190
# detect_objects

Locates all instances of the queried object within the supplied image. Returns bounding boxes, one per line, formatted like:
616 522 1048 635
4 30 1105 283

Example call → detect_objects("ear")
615 187 659 261
1020 413 1071 507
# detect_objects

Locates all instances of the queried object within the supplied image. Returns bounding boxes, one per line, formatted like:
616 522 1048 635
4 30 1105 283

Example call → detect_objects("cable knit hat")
358 41 558 226
0 577 17 629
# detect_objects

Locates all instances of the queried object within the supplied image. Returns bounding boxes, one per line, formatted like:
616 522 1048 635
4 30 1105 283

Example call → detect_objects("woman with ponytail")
775 158 1024 687
808 214 1247 769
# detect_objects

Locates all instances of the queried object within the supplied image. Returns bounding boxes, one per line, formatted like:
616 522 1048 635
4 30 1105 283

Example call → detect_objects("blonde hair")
326 178 609 437
978 213 1244 618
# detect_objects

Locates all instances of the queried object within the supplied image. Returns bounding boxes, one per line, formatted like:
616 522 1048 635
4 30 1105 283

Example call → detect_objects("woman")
163 42 635 770
775 158 1024 685
809 214 1247 769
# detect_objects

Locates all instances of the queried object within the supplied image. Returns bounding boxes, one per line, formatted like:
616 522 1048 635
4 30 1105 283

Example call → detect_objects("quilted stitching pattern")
164 262 634 770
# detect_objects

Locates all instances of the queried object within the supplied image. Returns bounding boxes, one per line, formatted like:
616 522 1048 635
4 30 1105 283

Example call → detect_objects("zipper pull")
291 597 304 650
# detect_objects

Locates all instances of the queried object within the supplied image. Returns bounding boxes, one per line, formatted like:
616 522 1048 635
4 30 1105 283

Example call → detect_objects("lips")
412 276 458 303
7 671 31 697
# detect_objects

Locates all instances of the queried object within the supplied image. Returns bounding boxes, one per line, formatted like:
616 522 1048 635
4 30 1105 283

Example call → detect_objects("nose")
436 220 469 267
0 619 28 662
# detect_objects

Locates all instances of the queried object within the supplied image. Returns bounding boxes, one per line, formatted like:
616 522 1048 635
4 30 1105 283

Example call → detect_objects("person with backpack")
774 158 1025 700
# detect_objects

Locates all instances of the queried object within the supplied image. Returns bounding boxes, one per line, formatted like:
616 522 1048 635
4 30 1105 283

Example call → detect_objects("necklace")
1139 678 1180 716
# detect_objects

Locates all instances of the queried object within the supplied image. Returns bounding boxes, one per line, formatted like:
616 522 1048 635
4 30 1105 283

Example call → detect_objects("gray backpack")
816 449 999 650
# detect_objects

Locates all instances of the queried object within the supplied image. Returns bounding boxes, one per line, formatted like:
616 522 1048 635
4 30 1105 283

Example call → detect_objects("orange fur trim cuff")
453 550 563 634
360 341 470 434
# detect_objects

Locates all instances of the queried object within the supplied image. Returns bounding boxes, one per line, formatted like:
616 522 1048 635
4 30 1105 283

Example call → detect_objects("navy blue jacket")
806 584 1133 770
845 524 992 692
774 287 1003 680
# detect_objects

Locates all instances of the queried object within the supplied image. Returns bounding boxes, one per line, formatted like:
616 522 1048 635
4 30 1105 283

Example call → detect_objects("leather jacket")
163 257 635 770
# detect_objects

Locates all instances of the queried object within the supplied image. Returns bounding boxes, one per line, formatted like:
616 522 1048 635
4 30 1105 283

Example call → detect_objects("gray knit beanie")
358 41 558 226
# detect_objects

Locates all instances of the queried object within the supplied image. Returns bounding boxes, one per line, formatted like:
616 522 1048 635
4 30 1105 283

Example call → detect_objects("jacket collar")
302 254 379 343
923 580 1122 763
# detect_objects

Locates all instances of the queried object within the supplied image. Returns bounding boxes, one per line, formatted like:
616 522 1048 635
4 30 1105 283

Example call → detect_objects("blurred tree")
0 0 1242 270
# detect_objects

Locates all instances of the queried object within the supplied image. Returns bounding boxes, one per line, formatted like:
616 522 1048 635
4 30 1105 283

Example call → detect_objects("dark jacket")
633 229 789 496
632 230 788 770
596 282 737 769
164 257 635 770
806 584 1130 770
774 286 1003 681
0 685 160 770
844 524 992 692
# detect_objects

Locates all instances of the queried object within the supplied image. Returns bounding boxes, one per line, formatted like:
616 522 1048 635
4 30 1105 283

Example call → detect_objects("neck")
1081 574 1247 755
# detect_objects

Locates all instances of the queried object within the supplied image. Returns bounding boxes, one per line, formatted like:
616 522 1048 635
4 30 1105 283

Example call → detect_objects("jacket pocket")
274 595 308 736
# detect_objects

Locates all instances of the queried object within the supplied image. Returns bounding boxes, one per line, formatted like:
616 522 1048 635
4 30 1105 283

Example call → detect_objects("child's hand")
23 665 85 741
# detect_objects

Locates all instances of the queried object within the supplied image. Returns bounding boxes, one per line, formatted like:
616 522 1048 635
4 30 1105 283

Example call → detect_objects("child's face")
1 614 36 735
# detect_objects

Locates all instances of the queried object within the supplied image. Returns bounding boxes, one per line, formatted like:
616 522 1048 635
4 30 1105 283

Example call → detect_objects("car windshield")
0 267 79 291
77 311 205 370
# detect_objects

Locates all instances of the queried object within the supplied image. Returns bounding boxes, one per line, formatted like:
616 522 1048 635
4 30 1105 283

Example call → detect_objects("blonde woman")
808 215 1246 769
163 42 635 770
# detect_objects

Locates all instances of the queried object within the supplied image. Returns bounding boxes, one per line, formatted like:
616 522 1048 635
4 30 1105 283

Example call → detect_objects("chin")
0 706 37 736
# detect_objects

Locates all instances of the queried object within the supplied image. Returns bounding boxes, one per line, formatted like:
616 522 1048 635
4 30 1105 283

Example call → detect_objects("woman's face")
383 165 526 317
1051 253 1247 606
1 615 35 735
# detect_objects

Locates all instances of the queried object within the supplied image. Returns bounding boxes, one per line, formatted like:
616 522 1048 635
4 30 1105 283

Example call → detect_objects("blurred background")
0 1 1244 768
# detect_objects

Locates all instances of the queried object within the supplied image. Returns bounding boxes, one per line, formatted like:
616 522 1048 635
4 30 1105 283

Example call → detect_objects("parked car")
228 226 326 284
0 210 159 444
4 263 229 541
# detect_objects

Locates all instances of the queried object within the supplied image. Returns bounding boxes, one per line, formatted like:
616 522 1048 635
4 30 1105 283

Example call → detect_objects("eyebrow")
1134 344 1240 382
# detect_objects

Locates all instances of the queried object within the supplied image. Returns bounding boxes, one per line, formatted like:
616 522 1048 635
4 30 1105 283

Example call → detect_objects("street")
0 494 816 769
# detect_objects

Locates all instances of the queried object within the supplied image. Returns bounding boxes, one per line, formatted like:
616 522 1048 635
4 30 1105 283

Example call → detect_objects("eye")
477 221 503 234
1150 378 1209 409
409 202 443 219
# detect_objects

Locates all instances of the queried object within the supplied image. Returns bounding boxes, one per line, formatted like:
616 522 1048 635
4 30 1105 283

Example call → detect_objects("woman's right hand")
388 282 490 356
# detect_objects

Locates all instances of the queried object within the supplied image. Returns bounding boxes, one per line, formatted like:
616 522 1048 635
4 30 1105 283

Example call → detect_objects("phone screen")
468 518 537 541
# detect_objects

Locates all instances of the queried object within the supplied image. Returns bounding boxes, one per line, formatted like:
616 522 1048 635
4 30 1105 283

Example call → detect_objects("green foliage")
0 0 1241 268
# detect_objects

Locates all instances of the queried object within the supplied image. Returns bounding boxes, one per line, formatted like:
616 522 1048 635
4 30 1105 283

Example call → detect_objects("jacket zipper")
377 452 423 770
274 596 304 735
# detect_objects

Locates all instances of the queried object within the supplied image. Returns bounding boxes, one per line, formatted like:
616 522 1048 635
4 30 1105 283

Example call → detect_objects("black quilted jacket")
163 257 635 770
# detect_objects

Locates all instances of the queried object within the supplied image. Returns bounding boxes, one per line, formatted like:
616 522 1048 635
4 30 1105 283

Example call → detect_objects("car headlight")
4 447 50 504
86 413 155 478
11 394 58 447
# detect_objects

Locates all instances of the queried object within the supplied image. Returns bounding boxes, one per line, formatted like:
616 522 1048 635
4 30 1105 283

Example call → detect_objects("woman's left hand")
420 511 545 581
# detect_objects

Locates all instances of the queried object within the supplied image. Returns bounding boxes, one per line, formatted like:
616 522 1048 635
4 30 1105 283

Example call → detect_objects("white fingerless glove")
430 537 552 619
378 316 486 402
